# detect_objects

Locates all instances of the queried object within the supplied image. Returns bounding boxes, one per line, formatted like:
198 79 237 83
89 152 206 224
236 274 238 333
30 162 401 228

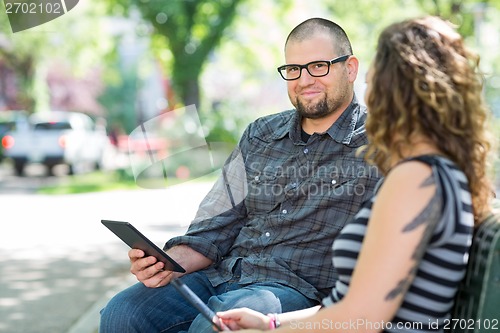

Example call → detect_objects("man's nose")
297 68 315 85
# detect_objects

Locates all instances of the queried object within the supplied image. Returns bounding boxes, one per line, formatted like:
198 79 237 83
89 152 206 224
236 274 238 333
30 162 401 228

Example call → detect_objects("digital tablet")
171 278 228 331
101 220 186 273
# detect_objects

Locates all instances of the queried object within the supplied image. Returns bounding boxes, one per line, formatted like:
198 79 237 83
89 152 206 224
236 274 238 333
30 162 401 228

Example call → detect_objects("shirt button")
303 148 309 154
282 209 288 214
331 179 337 185
265 232 271 237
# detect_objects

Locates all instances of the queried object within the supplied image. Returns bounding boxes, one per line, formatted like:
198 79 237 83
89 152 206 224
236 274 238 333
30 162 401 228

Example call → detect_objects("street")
0 163 214 333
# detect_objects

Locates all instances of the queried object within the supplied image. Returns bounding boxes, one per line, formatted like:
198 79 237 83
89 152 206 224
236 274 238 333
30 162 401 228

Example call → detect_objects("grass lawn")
37 170 219 195
37 171 139 194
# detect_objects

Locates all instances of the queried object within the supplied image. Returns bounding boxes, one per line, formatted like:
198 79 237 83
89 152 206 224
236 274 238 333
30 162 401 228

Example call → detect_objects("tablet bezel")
101 219 186 273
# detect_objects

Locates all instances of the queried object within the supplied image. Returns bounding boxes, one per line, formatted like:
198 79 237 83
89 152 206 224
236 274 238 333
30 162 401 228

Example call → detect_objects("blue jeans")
99 271 317 333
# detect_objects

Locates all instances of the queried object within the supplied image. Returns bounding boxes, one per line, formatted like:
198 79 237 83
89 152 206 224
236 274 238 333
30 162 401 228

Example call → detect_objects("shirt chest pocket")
307 166 358 203
246 169 288 214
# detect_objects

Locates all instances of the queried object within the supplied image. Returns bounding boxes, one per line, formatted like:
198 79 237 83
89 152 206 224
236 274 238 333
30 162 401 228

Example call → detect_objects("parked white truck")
1 111 110 176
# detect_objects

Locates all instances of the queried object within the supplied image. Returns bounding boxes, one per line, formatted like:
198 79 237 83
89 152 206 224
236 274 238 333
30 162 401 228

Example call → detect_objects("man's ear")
346 55 359 83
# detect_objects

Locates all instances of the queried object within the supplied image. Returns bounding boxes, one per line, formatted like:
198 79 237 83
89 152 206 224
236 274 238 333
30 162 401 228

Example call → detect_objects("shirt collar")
271 95 361 145
326 95 361 145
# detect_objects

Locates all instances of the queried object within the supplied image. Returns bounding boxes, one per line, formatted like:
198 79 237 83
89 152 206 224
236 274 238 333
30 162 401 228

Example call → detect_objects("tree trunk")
181 77 200 110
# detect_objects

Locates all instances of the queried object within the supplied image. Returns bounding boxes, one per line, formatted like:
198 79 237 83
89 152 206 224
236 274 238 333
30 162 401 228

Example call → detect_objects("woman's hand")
217 308 270 331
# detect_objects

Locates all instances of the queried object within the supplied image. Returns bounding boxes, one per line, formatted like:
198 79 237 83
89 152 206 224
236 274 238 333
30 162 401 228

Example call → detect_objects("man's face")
284 33 353 120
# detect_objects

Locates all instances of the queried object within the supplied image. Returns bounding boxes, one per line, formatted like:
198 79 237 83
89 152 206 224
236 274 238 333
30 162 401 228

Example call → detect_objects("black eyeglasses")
277 55 351 81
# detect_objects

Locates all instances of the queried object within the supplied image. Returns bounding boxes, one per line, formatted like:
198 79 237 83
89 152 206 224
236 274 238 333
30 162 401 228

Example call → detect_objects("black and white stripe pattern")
322 155 474 332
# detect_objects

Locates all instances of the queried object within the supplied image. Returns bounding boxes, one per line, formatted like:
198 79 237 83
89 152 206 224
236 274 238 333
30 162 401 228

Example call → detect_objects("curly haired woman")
217 16 495 333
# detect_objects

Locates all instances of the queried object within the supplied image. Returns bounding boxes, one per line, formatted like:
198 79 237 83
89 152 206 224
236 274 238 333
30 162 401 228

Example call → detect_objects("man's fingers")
132 256 160 271
127 250 175 288
132 260 164 277
141 270 173 288
128 249 145 261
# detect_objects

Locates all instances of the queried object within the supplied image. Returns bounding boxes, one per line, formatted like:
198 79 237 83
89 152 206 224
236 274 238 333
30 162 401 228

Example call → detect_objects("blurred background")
0 0 499 332
0 0 499 187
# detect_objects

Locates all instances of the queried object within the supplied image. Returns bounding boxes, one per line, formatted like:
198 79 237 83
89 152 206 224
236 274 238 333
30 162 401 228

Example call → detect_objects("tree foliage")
106 0 246 110
1 0 499 137
0 2 113 112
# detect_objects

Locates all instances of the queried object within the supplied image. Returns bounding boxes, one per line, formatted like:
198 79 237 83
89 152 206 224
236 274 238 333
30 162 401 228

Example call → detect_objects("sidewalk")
0 181 214 333
66 274 137 333
2 174 497 333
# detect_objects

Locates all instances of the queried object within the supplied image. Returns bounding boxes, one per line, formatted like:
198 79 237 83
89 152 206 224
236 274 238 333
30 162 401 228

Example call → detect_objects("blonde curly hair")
364 16 494 222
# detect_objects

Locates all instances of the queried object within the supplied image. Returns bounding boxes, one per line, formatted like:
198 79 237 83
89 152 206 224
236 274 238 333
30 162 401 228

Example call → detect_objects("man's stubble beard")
295 94 345 120
295 77 351 120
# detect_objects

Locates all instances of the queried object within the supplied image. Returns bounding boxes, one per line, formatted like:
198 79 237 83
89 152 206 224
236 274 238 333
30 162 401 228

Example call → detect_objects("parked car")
2 111 110 176
0 110 29 162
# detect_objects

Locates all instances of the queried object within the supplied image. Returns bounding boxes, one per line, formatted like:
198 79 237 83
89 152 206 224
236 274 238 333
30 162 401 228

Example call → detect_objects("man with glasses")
100 17 380 333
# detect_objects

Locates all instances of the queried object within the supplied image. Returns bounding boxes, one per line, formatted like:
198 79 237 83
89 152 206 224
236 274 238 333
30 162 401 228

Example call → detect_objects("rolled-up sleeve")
164 134 249 263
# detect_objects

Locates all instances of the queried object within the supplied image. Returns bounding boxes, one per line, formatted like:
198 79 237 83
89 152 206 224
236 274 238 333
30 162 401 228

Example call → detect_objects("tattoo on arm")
385 173 442 301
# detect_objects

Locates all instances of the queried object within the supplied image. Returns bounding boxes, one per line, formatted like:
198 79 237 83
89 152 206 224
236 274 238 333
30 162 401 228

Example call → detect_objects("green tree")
107 0 246 111
0 7 42 110
0 2 113 112
414 0 495 36
98 61 139 134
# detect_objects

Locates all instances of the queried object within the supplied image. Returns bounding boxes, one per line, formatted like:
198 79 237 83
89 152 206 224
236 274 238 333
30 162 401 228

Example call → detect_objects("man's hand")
128 245 213 288
129 249 177 288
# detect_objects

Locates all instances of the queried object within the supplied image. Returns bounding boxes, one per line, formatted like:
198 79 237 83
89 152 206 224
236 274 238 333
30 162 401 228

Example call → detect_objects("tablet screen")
101 220 186 273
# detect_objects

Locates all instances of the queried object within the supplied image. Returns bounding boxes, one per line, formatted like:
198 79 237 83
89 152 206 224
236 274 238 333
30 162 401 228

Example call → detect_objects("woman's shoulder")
386 154 460 184
375 157 440 217
385 156 435 187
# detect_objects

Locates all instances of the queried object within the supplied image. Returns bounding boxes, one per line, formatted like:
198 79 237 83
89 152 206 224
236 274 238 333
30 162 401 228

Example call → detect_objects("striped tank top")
322 155 474 332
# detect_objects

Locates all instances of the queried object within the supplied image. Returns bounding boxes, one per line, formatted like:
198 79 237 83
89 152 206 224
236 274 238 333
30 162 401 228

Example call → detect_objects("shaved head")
285 18 353 56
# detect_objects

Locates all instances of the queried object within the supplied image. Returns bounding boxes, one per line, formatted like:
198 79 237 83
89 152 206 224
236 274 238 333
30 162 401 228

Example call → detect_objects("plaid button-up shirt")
165 97 381 301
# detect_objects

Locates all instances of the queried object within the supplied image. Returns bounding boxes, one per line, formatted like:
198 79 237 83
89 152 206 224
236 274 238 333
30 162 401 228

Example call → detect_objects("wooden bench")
450 211 500 332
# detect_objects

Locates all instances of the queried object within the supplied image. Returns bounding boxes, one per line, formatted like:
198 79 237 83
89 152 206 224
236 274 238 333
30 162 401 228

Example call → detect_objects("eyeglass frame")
277 54 351 81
